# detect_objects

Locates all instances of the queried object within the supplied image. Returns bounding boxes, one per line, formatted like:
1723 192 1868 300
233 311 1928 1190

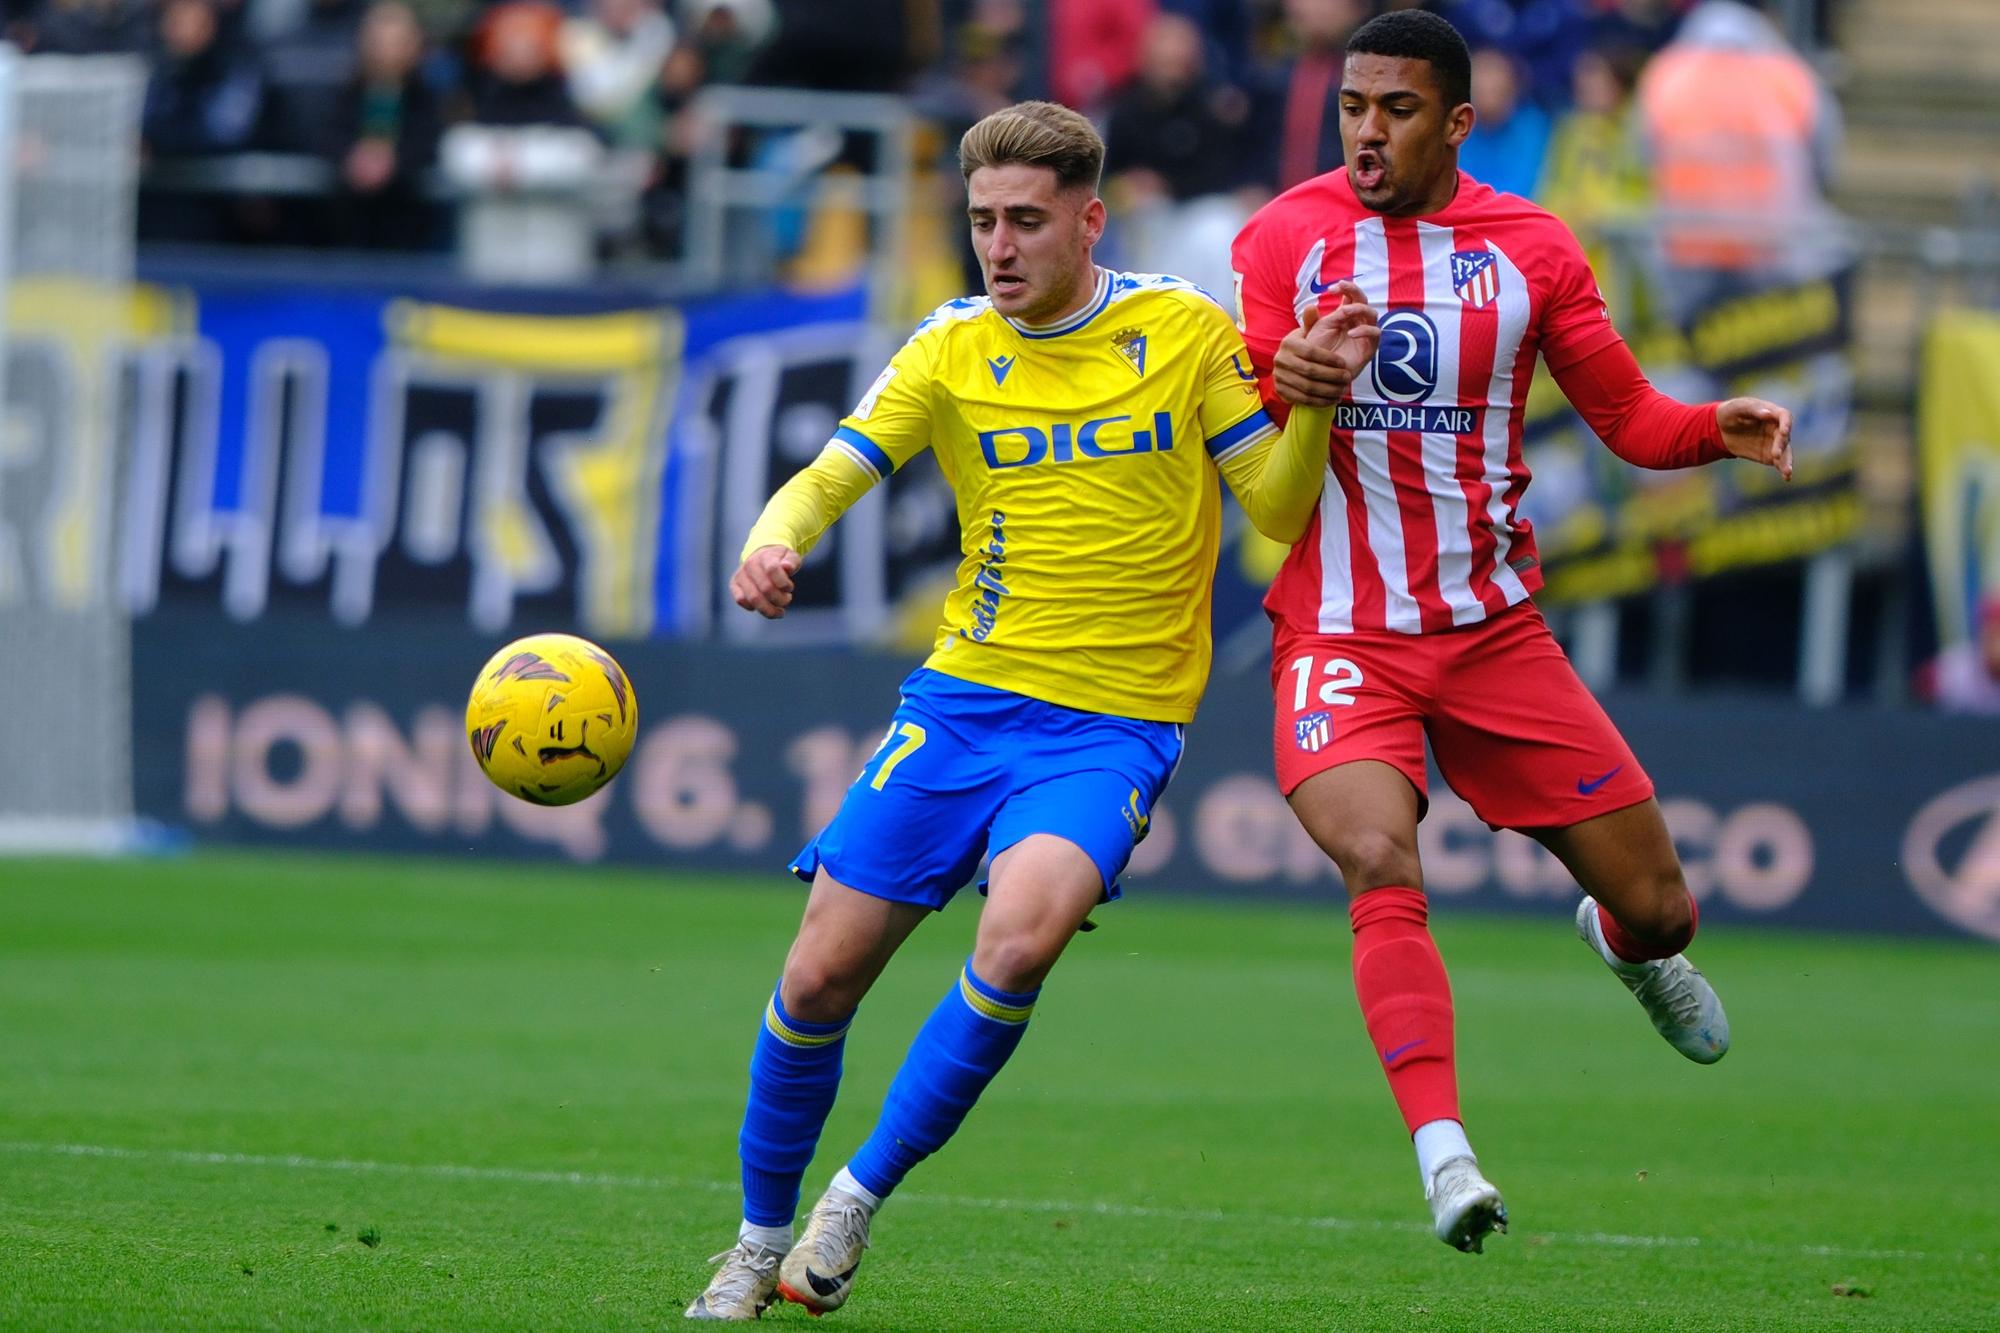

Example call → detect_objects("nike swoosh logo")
1577 766 1624 795
1382 1038 1426 1063
805 1266 855 1297
1308 274 1353 294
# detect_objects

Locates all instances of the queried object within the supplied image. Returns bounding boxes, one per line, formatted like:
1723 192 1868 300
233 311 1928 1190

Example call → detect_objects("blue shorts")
790 669 1186 911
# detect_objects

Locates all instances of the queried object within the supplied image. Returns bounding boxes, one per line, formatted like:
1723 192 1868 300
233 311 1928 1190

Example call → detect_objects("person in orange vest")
1636 0 1843 318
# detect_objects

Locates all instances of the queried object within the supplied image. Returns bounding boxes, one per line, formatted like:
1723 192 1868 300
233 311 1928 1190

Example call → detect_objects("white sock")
1413 1118 1474 1186
739 1219 792 1254
831 1166 883 1212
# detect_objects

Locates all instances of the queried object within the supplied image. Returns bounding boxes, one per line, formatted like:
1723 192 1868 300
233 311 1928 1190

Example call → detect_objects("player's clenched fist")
1716 397 1795 482
732 544 802 618
1274 279 1381 409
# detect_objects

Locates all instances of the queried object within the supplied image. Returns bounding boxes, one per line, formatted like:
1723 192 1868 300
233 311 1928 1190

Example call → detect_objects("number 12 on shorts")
867 721 928 790
1287 655 1364 710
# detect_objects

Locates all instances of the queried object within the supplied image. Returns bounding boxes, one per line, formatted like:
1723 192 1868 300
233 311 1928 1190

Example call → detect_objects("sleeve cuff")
1206 408 1279 463
831 426 894 480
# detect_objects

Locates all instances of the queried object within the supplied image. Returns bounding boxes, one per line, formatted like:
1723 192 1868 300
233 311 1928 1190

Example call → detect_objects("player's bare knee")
1649 891 1697 954
1330 829 1422 892
1620 877 1695 954
780 958 864 1023
970 931 1059 995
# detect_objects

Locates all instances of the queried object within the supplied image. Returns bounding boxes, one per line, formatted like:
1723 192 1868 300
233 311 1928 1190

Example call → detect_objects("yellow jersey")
749 267 1322 723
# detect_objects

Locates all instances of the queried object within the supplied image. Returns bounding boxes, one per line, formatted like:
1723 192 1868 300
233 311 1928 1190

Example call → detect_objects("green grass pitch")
2 851 1996 1330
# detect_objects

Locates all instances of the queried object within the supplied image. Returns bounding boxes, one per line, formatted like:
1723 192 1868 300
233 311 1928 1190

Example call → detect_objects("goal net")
0 51 147 853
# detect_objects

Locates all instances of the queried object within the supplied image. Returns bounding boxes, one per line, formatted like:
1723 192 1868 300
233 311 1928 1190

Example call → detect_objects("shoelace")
1427 1157 1481 1204
1629 957 1704 1027
701 1243 780 1306
813 1201 873 1263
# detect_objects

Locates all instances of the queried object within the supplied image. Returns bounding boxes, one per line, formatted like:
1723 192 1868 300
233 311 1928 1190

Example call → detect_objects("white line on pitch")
0 1139 1972 1267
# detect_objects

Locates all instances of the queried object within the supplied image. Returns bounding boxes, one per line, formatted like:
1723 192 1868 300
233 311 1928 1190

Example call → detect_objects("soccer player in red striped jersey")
1230 9 1795 1254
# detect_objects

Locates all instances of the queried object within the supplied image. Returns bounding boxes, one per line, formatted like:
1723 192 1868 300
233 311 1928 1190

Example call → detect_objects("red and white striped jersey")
1233 168 1623 636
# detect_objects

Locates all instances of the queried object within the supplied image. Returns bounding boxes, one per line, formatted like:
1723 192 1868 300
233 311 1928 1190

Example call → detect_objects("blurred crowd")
2 0 1839 289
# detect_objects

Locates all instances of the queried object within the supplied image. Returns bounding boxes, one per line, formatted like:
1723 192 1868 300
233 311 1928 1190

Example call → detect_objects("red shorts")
1270 601 1654 830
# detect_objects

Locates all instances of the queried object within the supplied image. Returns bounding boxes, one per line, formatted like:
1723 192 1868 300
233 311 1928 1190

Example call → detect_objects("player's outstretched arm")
1717 396 1795 481
1552 341 1793 480
731 448 879 619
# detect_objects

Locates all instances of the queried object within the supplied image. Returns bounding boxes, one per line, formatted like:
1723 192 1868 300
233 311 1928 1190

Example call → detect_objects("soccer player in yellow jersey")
685 101 1380 1322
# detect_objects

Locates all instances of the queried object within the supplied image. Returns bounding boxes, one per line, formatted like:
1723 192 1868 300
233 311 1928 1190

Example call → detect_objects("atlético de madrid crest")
1450 249 1500 308
1295 710 1333 753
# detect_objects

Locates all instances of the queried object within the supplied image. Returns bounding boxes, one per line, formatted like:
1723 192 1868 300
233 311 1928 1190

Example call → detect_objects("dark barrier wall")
135 607 2000 944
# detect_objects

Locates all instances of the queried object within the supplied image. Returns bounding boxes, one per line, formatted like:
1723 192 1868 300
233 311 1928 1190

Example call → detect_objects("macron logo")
987 355 1015 387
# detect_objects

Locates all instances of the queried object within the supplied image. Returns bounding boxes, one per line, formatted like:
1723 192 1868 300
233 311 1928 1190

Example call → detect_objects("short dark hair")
1345 9 1473 110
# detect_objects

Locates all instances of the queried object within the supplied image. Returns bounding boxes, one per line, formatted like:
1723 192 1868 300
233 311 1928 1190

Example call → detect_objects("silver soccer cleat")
1426 1154 1508 1253
776 1186 874 1315
1576 895 1730 1064
685 1239 784 1321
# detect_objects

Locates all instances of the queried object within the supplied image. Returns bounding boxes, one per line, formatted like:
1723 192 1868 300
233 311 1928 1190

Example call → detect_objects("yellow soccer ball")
465 632 638 806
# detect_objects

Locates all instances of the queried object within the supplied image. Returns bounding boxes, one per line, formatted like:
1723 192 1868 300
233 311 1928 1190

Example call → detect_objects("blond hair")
958 101 1104 194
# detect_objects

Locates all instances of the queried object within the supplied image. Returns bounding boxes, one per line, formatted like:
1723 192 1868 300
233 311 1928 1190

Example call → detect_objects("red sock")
1596 895 1699 963
1348 886 1458 1134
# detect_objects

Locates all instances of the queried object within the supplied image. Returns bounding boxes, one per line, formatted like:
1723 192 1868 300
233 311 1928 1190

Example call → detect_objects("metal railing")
135 86 918 302
675 85 915 309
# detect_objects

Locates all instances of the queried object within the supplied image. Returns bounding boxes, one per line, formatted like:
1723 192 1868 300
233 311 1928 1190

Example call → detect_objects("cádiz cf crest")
1110 326 1148 377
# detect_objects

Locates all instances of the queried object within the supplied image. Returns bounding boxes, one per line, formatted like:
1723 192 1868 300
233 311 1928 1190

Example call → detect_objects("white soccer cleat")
1426 1155 1508 1253
776 1186 873 1315
685 1240 784 1321
1576 896 1730 1064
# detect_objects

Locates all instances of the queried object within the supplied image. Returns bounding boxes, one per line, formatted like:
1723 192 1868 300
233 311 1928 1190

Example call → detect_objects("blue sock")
738 985 853 1227
846 961 1039 1200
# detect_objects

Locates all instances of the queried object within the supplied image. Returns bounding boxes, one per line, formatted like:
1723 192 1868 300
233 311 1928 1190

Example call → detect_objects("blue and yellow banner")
2 264 879 640
0 259 1874 651
1919 309 2000 653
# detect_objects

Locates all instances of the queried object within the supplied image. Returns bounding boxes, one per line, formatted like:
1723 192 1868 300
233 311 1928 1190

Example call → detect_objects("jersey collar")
1003 267 1113 340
